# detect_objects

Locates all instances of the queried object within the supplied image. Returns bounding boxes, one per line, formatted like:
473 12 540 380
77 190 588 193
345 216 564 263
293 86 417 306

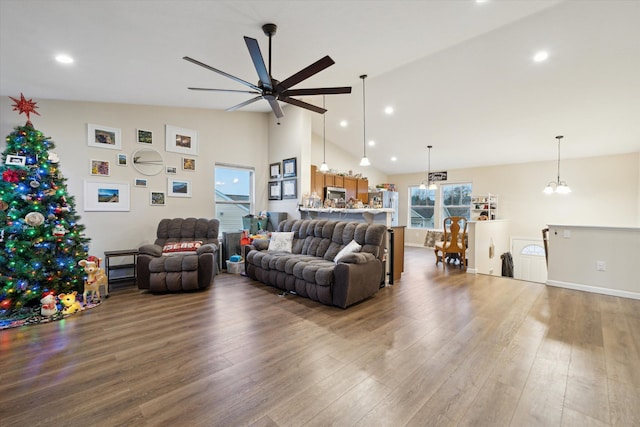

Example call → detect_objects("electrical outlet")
596 261 606 271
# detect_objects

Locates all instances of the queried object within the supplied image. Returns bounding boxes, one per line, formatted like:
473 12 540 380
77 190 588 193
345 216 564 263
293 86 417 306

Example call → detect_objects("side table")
104 249 138 290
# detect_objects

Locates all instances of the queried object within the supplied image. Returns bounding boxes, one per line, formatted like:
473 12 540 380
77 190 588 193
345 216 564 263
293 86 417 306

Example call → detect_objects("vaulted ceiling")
1 0 638 174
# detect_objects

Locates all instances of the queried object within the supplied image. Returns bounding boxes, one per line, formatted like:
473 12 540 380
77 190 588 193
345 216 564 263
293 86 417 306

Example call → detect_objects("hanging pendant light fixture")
543 135 571 194
359 74 370 166
419 145 437 190
319 95 329 172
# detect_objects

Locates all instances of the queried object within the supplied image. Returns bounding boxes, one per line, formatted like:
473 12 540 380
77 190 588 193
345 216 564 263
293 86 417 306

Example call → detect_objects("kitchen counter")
299 208 395 226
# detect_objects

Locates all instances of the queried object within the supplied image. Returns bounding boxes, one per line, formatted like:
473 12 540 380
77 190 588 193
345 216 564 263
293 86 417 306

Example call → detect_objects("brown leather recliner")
137 218 220 292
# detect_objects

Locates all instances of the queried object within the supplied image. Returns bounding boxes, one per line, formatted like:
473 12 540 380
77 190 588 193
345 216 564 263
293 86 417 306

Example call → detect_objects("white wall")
393 152 640 246
547 224 640 299
266 106 311 221
1 97 269 258
310 132 388 189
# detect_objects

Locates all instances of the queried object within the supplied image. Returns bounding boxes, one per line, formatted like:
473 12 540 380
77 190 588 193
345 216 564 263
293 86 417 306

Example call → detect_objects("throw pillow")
162 241 202 256
334 239 362 263
268 232 294 253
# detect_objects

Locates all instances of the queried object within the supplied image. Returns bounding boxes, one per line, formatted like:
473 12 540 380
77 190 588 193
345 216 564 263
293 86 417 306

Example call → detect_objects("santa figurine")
40 291 58 317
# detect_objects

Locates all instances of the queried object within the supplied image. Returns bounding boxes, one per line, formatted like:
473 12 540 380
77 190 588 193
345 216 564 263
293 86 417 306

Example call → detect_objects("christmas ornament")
9 93 40 124
25 212 45 226
48 152 60 163
30 180 40 188
52 224 68 236
2 169 19 183
0 200 8 210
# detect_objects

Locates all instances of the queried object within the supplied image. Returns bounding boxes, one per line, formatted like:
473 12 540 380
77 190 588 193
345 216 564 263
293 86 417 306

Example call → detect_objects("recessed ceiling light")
368 140 375 146
384 106 394 115
55 54 74 64
476 0 489 4
533 50 549 63
339 120 348 127
391 156 397 161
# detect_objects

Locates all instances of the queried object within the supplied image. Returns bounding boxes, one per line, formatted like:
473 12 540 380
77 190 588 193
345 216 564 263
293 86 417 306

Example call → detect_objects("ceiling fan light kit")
184 23 352 119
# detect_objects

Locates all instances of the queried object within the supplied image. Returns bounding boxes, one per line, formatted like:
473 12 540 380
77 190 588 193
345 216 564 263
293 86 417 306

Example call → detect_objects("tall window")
408 186 436 229
441 183 472 220
215 164 254 234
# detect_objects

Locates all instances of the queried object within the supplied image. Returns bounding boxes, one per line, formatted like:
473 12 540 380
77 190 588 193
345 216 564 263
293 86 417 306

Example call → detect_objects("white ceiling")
1 0 639 174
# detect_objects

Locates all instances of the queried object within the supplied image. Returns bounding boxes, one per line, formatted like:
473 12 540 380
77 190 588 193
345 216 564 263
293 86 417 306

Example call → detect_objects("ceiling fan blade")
226 96 263 112
279 97 326 114
183 56 261 92
282 86 352 96
267 98 284 118
244 37 272 91
277 56 335 91
188 87 260 94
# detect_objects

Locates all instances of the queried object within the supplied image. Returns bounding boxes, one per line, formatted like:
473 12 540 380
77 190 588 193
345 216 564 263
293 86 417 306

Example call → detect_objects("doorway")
511 238 547 283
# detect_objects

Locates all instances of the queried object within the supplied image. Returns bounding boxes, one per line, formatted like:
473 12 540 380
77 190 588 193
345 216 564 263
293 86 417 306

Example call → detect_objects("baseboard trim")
546 280 640 300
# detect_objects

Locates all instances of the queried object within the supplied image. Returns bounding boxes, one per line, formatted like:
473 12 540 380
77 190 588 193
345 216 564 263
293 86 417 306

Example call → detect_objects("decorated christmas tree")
0 94 90 317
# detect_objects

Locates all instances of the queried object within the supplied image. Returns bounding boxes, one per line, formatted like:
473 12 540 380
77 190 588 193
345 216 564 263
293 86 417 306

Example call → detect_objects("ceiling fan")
183 23 352 119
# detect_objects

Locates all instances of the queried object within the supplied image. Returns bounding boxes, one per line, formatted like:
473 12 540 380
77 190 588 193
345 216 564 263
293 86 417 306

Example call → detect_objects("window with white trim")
215 164 254 234
408 186 436 229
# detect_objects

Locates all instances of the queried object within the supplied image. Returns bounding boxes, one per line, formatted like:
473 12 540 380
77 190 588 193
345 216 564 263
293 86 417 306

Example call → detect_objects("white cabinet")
471 193 498 220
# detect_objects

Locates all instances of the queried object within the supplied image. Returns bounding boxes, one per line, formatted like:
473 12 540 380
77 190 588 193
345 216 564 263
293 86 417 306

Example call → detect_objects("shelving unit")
471 193 498 220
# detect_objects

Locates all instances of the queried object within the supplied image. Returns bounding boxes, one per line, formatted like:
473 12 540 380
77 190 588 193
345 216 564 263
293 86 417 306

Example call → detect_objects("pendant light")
359 74 370 166
543 135 571 194
419 145 437 190
319 95 329 172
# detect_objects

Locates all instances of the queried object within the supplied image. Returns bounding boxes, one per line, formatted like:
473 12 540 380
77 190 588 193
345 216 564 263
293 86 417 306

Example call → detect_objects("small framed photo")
117 153 127 166
137 129 153 144
269 162 281 179
168 178 192 198
83 180 130 211
165 166 177 175
150 191 166 206
134 178 148 187
90 159 110 177
166 124 198 155
282 178 297 199
182 157 196 171
283 157 297 178
88 124 121 150
268 181 282 200
5 154 26 166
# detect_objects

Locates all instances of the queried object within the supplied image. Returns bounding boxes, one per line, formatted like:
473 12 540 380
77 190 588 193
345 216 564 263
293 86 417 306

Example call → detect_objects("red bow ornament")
2 169 19 183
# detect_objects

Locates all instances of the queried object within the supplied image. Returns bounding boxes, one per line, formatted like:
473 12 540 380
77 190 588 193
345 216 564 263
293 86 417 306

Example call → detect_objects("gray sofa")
245 219 387 308
137 218 220 292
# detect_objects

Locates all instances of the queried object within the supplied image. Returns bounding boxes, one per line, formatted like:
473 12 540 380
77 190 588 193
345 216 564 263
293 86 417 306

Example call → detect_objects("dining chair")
434 216 468 268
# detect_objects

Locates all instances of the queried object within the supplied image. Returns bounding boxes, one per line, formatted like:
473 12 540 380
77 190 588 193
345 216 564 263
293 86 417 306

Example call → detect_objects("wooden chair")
434 216 468 268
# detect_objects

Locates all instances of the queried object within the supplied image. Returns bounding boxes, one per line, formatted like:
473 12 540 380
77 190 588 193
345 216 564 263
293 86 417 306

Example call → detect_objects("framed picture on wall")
182 157 196 171
150 191 166 206
283 157 296 178
117 153 127 166
167 178 192 198
90 159 110 176
166 124 198 155
269 162 281 179
268 181 282 200
87 124 122 150
134 178 148 187
282 178 297 199
83 180 130 211
137 129 153 144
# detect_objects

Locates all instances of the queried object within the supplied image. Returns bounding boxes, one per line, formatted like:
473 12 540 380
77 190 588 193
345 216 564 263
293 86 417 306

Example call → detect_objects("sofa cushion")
268 232 294 252
334 239 361 263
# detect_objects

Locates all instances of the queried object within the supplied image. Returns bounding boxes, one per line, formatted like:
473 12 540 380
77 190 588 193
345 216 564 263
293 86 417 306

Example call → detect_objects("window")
441 183 472 220
215 164 254 234
408 186 436 229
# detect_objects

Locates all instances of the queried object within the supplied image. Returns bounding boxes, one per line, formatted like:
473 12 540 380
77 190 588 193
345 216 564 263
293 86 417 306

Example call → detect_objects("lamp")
359 74 370 166
319 95 329 172
543 135 571 194
419 145 437 190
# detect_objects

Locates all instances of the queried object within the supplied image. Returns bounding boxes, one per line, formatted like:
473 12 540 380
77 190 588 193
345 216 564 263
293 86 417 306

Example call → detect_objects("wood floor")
1 246 639 427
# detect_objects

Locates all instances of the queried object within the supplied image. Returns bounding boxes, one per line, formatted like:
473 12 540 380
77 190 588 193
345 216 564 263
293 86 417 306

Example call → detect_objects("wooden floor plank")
1 246 639 426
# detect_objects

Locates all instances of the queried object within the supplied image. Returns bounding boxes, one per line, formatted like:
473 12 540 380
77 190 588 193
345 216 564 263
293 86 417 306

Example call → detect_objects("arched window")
521 244 545 256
